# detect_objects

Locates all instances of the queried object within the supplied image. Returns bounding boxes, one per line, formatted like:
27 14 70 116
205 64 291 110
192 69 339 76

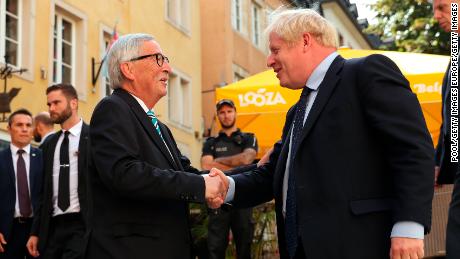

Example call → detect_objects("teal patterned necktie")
147 110 163 139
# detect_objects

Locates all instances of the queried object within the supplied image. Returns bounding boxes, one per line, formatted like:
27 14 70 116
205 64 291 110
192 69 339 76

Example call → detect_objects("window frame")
167 69 193 131
0 0 22 68
99 25 114 99
165 0 191 35
251 1 261 47
53 12 76 86
231 0 243 33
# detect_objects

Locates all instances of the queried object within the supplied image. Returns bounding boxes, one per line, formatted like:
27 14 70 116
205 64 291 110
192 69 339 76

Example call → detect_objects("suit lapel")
78 123 89 176
46 132 61 200
113 89 177 168
273 107 296 199
294 56 345 155
29 147 39 194
3 147 15 185
158 123 181 170
273 132 292 199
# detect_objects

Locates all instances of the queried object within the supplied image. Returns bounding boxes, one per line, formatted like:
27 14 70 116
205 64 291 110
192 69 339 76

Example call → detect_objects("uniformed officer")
201 99 258 259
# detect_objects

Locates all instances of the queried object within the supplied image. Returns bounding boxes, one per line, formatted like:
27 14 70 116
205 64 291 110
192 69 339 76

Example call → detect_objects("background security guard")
201 99 258 259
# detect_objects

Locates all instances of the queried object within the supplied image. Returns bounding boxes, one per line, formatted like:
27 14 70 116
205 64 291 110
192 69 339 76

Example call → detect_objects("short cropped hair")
34 112 53 127
8 108 33 126
265 8 338 48
46 83 78 101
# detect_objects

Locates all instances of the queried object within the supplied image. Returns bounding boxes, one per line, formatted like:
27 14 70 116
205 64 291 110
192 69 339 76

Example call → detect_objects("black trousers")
207 208 253 259
447 169 460 259
42 213 85 259
0 218 34 259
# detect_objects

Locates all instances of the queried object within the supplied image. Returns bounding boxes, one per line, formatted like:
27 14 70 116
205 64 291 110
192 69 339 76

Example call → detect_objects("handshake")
203 168 229 209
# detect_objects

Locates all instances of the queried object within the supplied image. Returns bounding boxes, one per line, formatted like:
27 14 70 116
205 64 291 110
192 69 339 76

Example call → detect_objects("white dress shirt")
52 119 82 216
10 143 33 218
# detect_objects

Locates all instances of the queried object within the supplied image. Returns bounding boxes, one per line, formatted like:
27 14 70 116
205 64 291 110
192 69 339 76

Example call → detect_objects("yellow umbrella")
216 49 449 157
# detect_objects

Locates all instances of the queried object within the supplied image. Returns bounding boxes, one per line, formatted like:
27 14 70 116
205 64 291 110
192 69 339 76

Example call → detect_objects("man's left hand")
390 237 424 259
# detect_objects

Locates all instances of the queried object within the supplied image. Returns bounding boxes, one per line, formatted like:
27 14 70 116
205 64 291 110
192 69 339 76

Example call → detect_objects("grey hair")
265 7 338 48
107 33 155 89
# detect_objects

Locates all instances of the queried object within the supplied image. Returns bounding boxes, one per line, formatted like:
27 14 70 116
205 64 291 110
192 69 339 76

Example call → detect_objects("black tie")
17 149 32 217
58 131 70 212
285 87 313 258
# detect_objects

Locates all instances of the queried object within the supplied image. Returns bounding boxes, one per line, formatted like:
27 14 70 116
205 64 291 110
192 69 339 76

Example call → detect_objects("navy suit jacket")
232 55 434 258
0 146 43 240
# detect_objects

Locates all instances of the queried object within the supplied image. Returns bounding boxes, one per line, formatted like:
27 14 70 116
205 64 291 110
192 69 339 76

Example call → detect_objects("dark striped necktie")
285 86 313 258
147 110 163 140
17 149 32 217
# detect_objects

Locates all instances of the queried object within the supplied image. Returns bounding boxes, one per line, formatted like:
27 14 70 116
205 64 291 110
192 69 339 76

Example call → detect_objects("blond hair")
265 8 338 48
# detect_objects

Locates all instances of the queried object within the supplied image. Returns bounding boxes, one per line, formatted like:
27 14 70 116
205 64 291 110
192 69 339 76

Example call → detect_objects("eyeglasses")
128 53 170 67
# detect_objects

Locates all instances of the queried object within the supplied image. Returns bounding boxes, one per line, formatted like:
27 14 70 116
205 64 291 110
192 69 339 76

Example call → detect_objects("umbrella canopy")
216 49 450 157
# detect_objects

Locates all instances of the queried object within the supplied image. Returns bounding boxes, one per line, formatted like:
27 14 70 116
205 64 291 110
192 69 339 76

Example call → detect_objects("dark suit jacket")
435 63 458 184
232 54 435 259
31 122 91 252
0 146 43 240
86 89 205 259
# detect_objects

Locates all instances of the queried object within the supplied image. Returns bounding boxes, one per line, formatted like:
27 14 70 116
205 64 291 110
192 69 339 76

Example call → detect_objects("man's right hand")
0 232 6 253
26 235 40 257
204 168 229 208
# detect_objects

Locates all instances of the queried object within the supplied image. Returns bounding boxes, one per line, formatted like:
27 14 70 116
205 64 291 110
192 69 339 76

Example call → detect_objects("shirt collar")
10 143 31 155
64 119 83 137
130 93 157 114
218 128 241 138
306 52 339 91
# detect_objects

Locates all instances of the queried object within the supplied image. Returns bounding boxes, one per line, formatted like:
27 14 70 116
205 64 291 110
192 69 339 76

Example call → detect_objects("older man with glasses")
86 33 229 259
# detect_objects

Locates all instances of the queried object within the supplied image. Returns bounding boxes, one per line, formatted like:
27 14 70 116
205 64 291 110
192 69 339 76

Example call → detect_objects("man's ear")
70 98 79 111
120 62 135 81
302 32 312 50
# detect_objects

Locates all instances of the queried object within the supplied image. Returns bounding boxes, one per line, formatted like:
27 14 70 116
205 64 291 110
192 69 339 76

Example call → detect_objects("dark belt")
14 217 33 224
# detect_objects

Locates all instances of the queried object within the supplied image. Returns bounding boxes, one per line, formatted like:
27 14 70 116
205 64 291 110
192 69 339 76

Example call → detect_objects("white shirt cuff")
225 176 235 203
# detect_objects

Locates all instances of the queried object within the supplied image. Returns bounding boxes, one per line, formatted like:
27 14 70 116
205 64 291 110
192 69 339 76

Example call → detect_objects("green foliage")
365 0 450 54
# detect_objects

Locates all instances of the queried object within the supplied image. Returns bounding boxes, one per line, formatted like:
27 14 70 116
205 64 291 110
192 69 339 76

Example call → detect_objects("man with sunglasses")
87 33 228 259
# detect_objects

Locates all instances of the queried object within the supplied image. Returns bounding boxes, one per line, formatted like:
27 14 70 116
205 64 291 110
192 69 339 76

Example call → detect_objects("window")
0 0 21 66
166 0 190 33
233 63 248 82
0 0 35 81
234 72 244 82
168 72 192 129
101 30 112 98
53 13 74 84
52 2 87 99
252 2 261 47
231 0 243 32
266 7 274 24
0 130 10 151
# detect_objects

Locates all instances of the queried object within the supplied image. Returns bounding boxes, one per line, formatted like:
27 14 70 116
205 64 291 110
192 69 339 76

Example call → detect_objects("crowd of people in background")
0 2 459 259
